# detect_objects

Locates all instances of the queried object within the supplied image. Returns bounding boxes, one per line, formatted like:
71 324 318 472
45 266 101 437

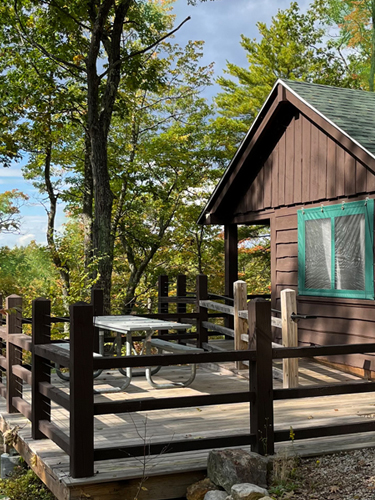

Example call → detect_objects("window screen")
335 214 365 291
305 219 331 289
298 199 374 300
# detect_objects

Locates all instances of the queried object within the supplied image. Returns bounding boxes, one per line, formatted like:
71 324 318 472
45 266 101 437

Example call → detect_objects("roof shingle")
282 79 375 158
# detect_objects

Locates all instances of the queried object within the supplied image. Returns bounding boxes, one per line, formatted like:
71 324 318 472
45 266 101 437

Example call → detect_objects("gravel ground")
272 448 375 500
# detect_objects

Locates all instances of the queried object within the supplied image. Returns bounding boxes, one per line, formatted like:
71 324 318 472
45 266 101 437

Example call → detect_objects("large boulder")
204 491 229 500
231 484 269 500
207 449 271 493
187 478 219 500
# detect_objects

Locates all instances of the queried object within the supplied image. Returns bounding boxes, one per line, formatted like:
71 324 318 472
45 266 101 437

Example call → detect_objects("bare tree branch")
125 16 191 60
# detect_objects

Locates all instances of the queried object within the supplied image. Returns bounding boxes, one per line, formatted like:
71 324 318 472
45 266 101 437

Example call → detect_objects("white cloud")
0 168 24 178
18 233 35 245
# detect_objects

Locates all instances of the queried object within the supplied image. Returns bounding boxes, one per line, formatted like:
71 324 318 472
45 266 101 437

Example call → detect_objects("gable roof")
198 79 375 225
284 79 375 158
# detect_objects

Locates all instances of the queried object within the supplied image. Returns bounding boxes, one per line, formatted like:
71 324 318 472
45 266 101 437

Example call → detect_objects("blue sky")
0 0 310 248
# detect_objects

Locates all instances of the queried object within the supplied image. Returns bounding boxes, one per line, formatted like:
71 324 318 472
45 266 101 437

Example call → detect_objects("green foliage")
316 0 375 90
0 217 100 316
212 1 360 161
0 465 55 500
52 219 100 305
0 191 28 233
238 226 271 295
0 242 61 317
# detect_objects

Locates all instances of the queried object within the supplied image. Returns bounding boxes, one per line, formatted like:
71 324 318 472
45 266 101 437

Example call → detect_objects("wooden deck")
1 359 375 500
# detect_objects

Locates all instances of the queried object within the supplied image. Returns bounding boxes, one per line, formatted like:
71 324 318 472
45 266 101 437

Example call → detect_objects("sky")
1 0 311 248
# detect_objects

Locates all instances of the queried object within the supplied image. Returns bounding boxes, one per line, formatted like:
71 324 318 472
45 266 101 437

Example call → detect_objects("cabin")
198 79 375 376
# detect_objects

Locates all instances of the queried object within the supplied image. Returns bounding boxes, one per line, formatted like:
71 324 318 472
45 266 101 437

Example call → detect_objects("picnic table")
93 316 202 389
56 316 200 391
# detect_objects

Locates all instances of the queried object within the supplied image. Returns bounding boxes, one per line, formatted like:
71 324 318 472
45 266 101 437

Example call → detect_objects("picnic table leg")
145 340 198 389
116 333 132 388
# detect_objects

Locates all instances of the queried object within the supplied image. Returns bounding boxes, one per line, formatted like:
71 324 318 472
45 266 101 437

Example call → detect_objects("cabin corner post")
225 224 238 329
6 294 23 414
281 289 299 388
32 298 51 439
196 274 208 348
70 302 94 478
91 288 104 353
233 280 248 370
248 299 274 456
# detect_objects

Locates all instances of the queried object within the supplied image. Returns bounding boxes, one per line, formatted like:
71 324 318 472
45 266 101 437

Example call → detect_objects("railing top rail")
199 300 234 315
208 293 234 303
272 343 375 359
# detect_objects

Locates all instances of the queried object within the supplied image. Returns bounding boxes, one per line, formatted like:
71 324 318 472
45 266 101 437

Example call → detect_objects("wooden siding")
273 207 375 372
233 113 374 217
227 105 375 373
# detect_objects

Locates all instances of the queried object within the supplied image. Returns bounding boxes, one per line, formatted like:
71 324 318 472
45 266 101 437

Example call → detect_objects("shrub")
0 464 55 500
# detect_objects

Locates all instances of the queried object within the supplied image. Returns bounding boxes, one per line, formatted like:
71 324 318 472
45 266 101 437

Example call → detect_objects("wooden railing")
197 281 298 387
2 277 375 480
31 298 375 477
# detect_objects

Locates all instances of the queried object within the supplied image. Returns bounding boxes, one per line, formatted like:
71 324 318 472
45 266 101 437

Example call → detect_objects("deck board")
1 359 375 499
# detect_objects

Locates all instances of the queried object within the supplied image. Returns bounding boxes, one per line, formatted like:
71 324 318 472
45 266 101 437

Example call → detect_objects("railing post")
281 289 299 388
234 280 248 370
176 275 187 342
6 294 23 413
70 301 94 478
225 224 238 330
196 274 208 348
0 293 3 384
91 288 104 353
248 299 274 456
32 298 51 439
158 275 169 335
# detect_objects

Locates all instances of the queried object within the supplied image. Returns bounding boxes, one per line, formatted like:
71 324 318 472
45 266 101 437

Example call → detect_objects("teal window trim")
298 199 374 300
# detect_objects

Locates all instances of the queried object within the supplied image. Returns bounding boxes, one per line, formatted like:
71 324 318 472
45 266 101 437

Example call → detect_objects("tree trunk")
82 130 93 274
86 0 131 313
90 126 114 313
44 142 70 310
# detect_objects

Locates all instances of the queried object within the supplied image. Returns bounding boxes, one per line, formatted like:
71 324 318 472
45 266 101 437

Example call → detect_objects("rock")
204 491 228 500
187 478 218 500
231 483 269 500
207 449 271 493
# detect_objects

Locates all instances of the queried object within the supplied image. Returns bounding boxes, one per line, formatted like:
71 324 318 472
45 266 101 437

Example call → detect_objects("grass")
268 450 301 499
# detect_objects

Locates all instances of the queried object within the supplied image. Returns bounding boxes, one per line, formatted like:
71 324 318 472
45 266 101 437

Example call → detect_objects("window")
298 199 374 299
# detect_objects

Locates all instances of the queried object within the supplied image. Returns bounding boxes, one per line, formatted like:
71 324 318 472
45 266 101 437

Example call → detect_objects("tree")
316 0 375 90
101 39 214 312
0 190 28 233
0 241 61 319
0 0 202 311
212 1 359 161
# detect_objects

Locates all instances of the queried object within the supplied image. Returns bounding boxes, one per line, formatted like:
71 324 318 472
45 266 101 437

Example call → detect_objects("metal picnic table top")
93 315 192 334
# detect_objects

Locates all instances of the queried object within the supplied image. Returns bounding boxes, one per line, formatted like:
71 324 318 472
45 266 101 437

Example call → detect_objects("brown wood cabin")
198 79 375 377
